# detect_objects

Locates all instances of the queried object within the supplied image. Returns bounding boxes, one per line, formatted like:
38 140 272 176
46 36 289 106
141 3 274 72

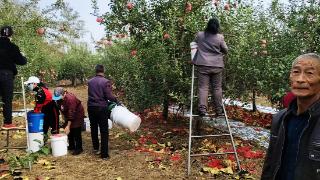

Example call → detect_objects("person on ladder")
192 18 228 117
24 76 60 137
0 25 27 129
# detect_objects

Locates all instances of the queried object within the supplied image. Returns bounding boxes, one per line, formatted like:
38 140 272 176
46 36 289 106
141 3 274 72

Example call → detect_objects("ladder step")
1 127 26 131
191 152 236 157
1 146 27 150
13 92 23 94
187 114 218 117
191 134 231 138
12 110 26 112
193 95 212 98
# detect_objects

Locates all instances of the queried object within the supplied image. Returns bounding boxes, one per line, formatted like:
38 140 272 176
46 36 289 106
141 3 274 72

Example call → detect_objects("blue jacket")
87 75 117 107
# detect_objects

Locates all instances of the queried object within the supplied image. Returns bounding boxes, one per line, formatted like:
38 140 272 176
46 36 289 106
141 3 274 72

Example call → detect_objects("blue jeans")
0 70 14 124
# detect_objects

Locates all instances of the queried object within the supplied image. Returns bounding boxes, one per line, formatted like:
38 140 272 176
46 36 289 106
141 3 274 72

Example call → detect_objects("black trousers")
88 106 109 158
0 70 14 124
68 127 83 151
42 101 60 135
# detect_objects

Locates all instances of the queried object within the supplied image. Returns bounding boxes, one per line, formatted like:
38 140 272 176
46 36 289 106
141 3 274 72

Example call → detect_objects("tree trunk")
162 94 169 121
72 76 76 87
252 89 257 112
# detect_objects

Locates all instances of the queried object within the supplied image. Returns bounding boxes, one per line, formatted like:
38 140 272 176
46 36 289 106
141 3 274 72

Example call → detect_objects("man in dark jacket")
261 53 320 180
87 64 118 160
0 25 27 129
53 87 85 155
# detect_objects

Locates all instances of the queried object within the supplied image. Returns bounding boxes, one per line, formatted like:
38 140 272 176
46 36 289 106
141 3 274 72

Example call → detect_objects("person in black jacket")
0 25 27 129
261 53 320 180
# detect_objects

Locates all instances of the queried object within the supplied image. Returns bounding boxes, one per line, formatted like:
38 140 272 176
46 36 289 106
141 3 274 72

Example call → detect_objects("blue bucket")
27 112 44 133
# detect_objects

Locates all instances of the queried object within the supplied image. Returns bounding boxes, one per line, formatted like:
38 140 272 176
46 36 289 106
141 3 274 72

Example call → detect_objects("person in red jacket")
24 76 59 136
282 91 296 108
53 87 84 155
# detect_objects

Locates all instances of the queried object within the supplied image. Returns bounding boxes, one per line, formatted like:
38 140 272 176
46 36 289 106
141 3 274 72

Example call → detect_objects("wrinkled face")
290 58 320 98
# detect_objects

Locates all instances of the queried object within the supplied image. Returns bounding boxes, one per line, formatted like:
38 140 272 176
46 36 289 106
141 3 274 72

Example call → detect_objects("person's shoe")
2 124 17 129
198 110 207 117
68 147 75 151
93 149 100 155
198 105 207 117
101 155 110 160
215 110 225 118
72 149 83 155
101 157 110 161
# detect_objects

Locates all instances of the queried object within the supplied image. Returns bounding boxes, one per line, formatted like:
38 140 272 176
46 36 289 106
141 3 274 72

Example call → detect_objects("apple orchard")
2 0 320 116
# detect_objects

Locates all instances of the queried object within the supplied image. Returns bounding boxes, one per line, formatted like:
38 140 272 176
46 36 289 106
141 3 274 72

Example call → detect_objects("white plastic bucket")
190 42 198 61
110 105 141 132
84 118 111 132
84 118 90 132
50 134 68 157
28 132 44 152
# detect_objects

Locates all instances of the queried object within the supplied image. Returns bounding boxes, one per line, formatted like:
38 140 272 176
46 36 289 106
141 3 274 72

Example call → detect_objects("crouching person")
53 87 84 155
24 76 59 135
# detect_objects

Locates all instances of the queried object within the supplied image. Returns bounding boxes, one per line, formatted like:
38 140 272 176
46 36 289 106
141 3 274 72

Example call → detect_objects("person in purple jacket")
87 64 118 160
192 18 228 117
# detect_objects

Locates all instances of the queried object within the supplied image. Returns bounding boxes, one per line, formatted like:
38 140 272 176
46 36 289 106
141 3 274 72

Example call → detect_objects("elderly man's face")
290 58 320 98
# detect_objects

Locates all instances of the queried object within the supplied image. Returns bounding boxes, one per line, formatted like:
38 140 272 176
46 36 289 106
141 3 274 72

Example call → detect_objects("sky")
39 0 110 50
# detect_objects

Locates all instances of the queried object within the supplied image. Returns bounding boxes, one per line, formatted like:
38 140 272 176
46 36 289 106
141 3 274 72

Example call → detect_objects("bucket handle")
64 136 69 146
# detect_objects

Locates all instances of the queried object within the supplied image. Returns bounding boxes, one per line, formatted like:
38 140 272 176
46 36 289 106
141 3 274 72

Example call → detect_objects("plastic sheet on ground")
203 117 270 148
223 98 278 114
169 105 270 148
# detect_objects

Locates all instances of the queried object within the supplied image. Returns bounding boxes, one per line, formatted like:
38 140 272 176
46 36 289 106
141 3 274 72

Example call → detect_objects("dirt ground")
0 85 266 180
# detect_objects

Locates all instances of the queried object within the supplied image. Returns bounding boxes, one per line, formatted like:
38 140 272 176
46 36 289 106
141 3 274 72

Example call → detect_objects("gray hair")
292 53 320 67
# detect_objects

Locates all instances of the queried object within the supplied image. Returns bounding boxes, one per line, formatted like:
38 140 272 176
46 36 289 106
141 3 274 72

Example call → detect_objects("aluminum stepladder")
187 65 241 175
0 77 31 170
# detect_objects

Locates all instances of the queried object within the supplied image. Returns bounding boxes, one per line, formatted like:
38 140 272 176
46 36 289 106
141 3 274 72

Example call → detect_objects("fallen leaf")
159 163 167 170
167 142 171 147
220 166 233 174
37 159 50 166
44 165 56 170
202 167 221 175
13 134 23 139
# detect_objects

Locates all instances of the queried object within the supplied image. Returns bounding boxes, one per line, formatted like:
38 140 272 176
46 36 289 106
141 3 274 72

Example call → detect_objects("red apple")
36 28 45 35
224 4 230 11
185 2 192 13
163 33 170 39
127 2 134 10
96 17 104 23
131 49 137 57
